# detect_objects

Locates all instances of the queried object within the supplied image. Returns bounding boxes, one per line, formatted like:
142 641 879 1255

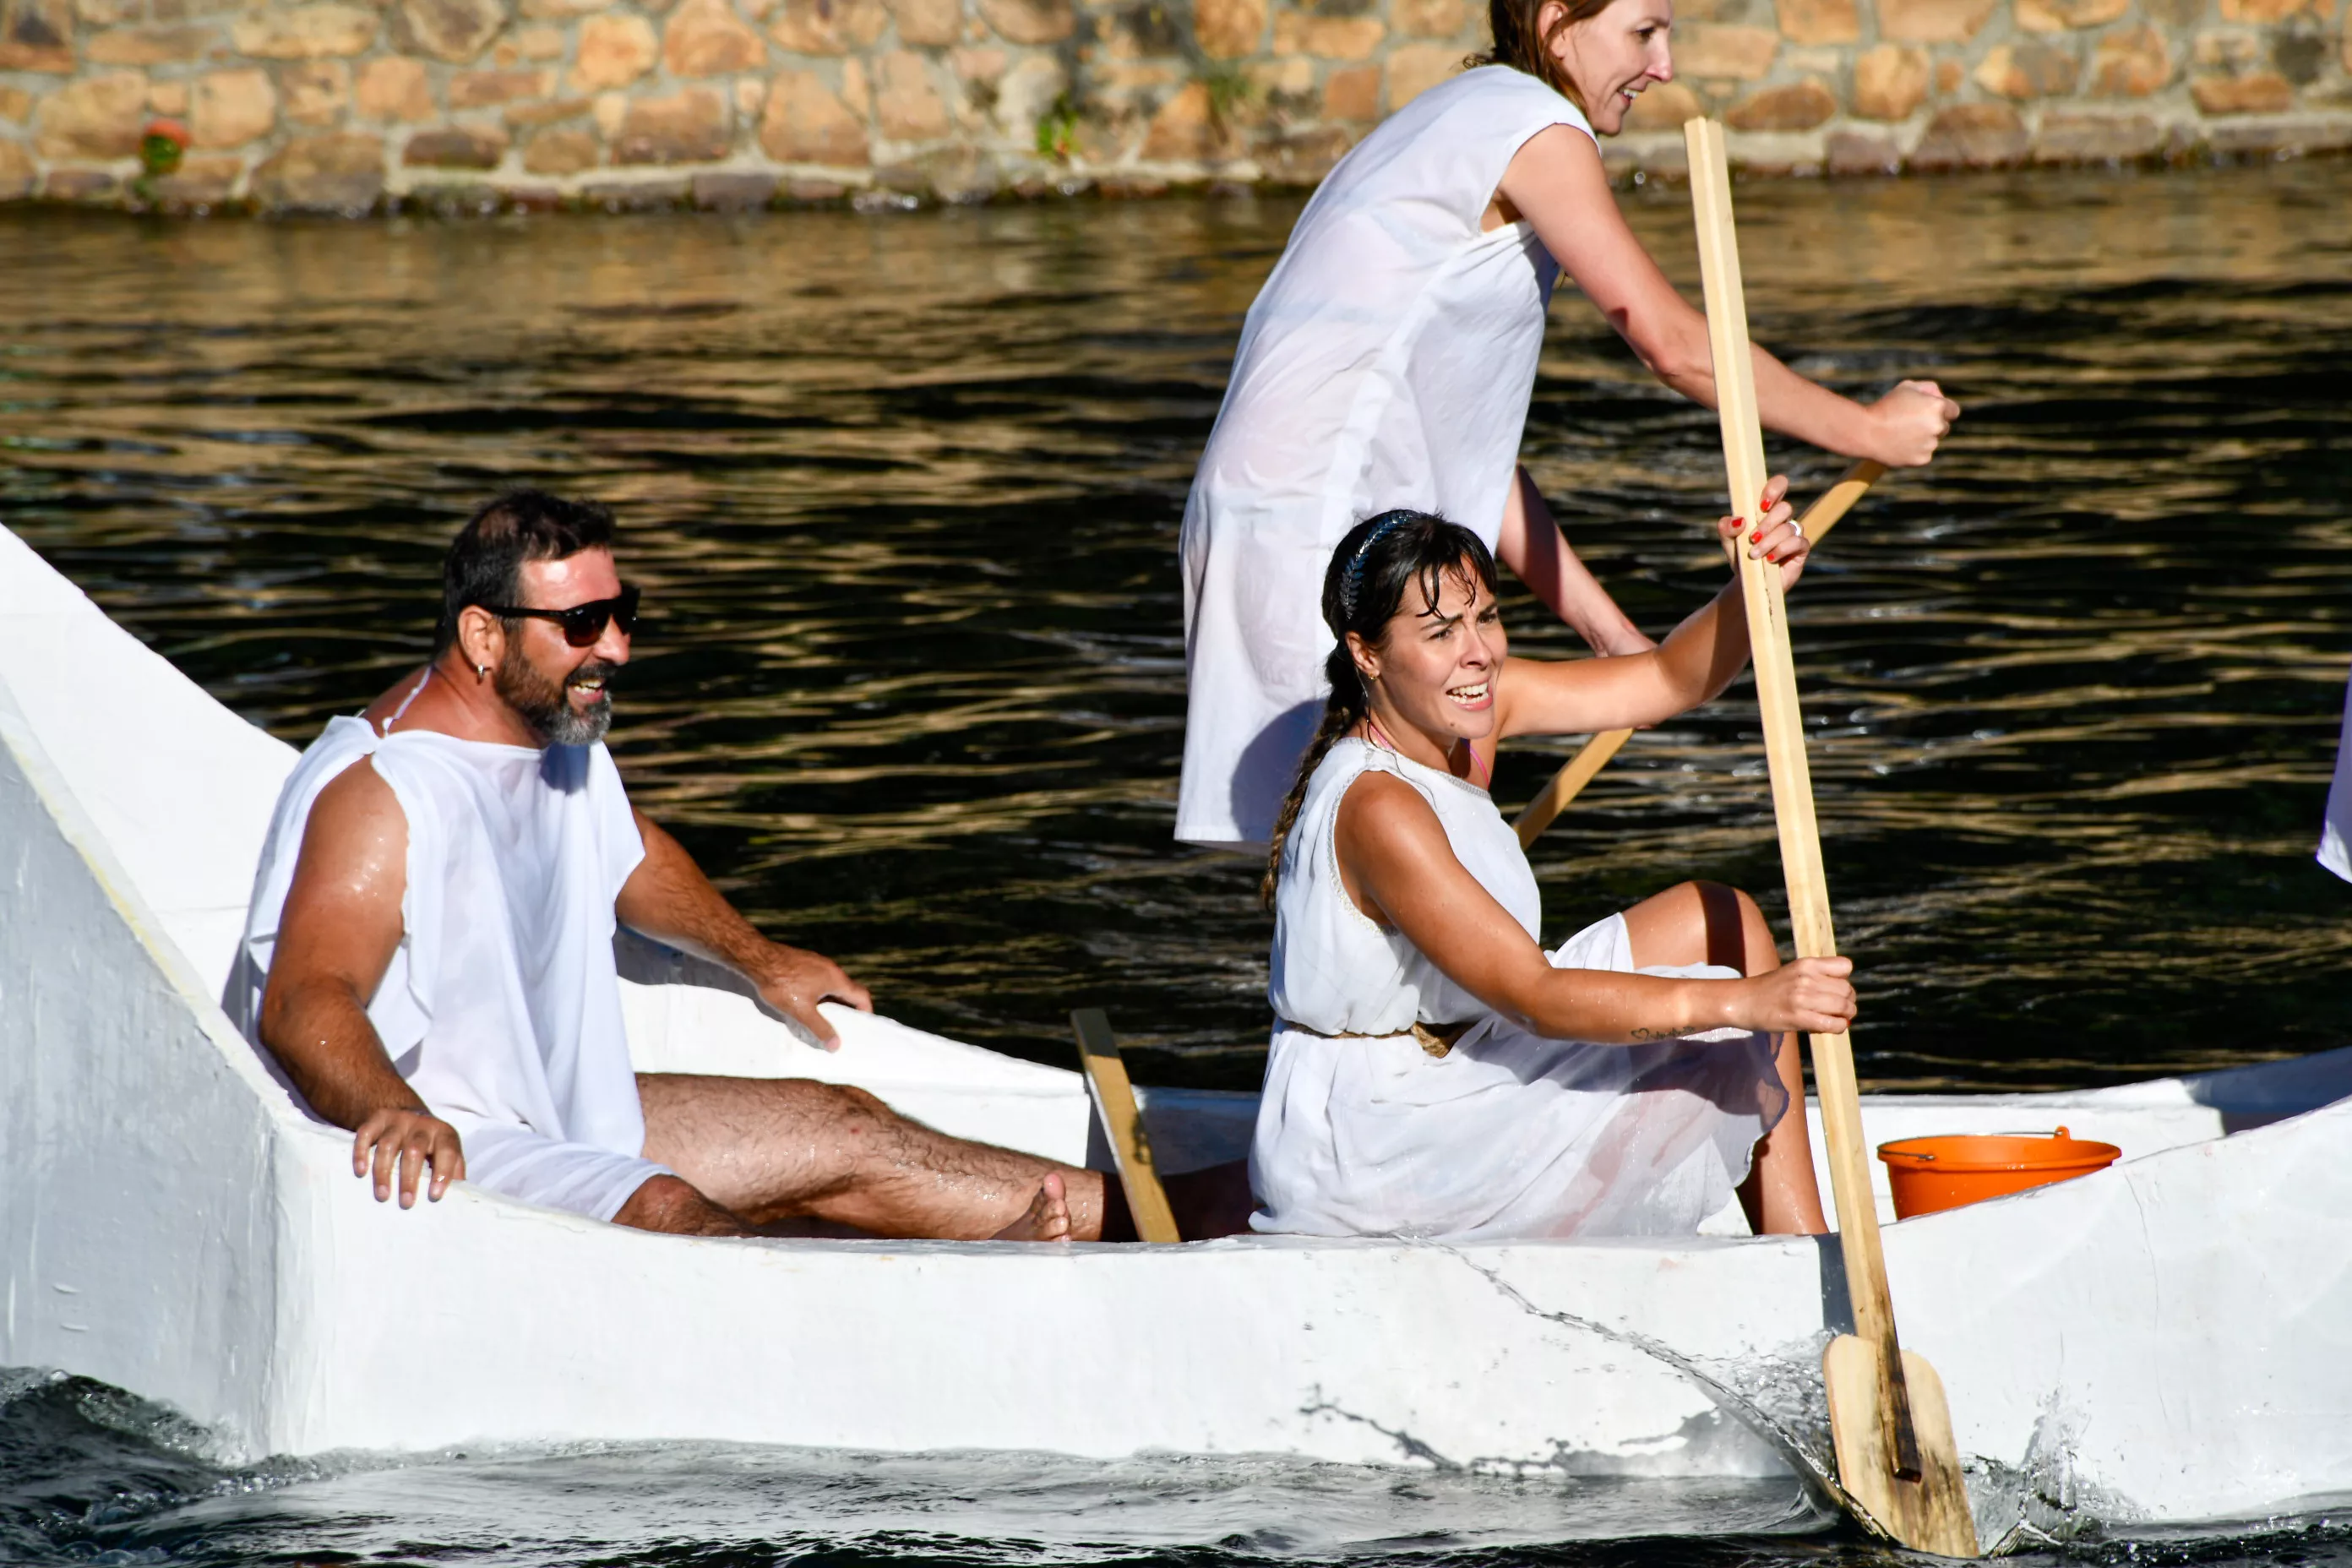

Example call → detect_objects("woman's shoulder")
1413 63 1583 126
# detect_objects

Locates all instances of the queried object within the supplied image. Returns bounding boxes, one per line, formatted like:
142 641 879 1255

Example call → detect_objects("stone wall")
0 0 2344 210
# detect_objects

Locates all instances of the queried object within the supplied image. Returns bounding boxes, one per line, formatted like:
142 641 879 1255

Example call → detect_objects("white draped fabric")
1176 68 1598 849
1251 739 1788 1241
232 715 670 1222
2322 667 2352 883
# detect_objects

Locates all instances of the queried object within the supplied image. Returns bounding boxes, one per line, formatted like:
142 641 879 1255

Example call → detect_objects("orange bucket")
1877 1126 2121 1219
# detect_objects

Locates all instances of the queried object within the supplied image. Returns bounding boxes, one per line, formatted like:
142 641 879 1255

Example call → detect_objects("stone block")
1824 126 1900 171
1141 78 1239 158
2014 0 2125 28
0 137 32 196
1255 122 1349 182
990 51 1060 133
231 3 378 57
251 128 383 209
1193 0 1265 55
1773 0 1858 44
885 0 959 42
573 13 657 86
1393 0 1462 35
760 66 867 161
1272 10 1385 57
767 0 886 51
522 123 596 168
1934 56 1962 90
37 69 150 156
664 0 765 74
2092 24 2170 92
1973 38 2079 95
1386 38 1459 101
876 46 949 136
2141 0 2198 20
394 0 508 62
1874 0 1995 41
0 85 32 122
1725 77 1834 126
690 167 774 205
1851 41 1927 116
580 175 688 206
403 121 506 162
88 24 218 63
975 0 1071 41
1671 22 1778 77
44 166 122 199
1322 62 1378 117
1907 100 2027 166
0 0 74 73
2203 112 2352 152
2219 0 2309 18
519 0 602 15
2191 69 2291 111
449 68 552 105
147 150 240 205
612 83 730 160
513 22 562 54
150 79 187 112
2031 106 2159 159
357 57 436 118
280 58 349 122
507 95 585 123
1625 79 1702 128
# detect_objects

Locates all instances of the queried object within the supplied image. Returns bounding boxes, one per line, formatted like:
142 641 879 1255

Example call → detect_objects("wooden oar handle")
1512 458 1884 850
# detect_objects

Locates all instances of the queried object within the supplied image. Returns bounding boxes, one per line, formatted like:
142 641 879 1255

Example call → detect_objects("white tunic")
231 715 671 1222
1176 68 1598 848
2322 667 2352 883
1252 739 1788 1241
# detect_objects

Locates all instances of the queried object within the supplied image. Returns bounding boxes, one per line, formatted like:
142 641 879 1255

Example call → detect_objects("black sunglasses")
482 585 641 647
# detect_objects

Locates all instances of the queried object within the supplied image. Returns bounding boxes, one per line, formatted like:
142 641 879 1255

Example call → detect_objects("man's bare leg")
636 1074 1111 1239
1618 880 1828 1237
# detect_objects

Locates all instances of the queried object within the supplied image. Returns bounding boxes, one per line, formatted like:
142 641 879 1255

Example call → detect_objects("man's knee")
612 1173 745 1235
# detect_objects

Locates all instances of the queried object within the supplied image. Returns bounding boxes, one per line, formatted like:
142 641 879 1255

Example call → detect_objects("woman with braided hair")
1249 501 1838 1239
1173 0 1959 849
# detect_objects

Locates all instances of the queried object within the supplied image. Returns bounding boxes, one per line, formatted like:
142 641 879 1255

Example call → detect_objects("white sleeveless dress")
1176 68 1598 848
1251 740 1791 1241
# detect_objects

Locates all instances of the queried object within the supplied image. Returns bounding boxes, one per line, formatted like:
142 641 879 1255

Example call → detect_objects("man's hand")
353 1107 466 1207
751 945 874 1050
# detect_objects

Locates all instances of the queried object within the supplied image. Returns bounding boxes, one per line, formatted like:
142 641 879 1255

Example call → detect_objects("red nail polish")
1750 531 1761 543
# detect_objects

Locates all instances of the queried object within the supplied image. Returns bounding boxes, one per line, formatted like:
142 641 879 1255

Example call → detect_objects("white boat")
3 520 2347 1547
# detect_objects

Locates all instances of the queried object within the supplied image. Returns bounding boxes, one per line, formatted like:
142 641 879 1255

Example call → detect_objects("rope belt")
1276 1016 1479 1059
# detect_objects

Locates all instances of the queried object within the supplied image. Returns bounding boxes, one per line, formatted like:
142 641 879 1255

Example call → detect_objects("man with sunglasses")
232 490 1092 1241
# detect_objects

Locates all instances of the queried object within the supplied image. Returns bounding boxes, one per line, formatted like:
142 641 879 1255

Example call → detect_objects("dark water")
3 165 2351 1563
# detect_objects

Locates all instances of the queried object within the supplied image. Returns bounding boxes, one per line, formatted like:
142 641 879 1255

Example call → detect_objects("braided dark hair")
1260 509 1500 907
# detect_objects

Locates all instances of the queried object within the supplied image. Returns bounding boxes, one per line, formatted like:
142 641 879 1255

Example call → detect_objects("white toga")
231 714 672 1222
1175 68 1598 849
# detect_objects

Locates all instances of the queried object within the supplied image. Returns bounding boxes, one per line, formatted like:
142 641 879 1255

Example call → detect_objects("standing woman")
1176 0 1960 849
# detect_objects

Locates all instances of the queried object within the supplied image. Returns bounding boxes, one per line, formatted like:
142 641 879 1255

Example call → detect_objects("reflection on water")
1 163 2348 1095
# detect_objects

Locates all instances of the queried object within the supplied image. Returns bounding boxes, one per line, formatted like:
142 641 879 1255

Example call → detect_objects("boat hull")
3 522 2349 1538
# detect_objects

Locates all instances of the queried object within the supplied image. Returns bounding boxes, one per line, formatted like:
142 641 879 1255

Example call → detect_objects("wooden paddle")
1070 1009 1183 1243
1511 459 1885 851
1684 117 1979 1557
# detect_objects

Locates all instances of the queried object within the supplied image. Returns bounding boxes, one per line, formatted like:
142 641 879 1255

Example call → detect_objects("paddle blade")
1824 1336 1981 1556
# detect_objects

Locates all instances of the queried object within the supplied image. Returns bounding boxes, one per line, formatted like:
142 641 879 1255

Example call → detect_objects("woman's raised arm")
1492 488 1807 739
1494 124 1959 467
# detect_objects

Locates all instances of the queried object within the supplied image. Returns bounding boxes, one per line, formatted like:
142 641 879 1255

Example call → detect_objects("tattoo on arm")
1627 1025 1701 1042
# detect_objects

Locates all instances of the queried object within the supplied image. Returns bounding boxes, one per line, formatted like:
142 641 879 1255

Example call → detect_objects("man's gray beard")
495 649 615 746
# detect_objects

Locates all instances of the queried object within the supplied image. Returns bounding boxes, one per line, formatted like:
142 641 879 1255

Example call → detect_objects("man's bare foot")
993 1171 1073 1242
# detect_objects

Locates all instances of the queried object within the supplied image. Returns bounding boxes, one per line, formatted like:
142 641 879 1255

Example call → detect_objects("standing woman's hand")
1865 379 1961 467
